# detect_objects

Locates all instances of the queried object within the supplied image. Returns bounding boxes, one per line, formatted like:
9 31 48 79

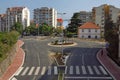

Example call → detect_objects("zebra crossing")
65 65 109 76
14 65 108 76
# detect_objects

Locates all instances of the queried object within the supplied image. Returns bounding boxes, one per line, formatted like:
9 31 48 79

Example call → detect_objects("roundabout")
48 41 77 47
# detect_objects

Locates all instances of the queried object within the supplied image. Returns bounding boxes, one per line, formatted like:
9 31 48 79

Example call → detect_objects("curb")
9 40 25 80
96 49 116 80
48 42 77 47
0 40 25 80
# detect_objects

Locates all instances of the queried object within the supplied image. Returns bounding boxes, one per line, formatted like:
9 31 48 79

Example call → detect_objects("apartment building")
78 11 92 24
92 4 120 37
6 7 30 31
34 7 57 28
72 11 92 25
0 14 7 32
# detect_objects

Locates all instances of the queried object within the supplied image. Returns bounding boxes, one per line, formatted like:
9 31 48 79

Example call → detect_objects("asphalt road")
64 47 114 80
11 36 109 80
13 36 59 80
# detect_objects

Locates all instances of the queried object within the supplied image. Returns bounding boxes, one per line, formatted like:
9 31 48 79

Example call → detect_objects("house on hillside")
78 22 101 39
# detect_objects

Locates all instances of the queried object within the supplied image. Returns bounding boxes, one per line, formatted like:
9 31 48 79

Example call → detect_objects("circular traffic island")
48 39 77 47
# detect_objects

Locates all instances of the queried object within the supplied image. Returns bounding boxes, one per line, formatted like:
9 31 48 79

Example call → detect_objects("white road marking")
65 76 112 79
54 66 58 75
21 67 29 76
28 67 35 75
47 66 51 75
41 66 46 75
87 66 93 75
34 67 40 75
93 66 101 75
11 77 17 80
81 66 87 74
15 67 24 76
69 66 73 74
65 66 67 74
76 66 80 74
99 66 108 75
82 54 85 65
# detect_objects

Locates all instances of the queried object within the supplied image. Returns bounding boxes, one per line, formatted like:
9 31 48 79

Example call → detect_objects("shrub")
0 31 19 61
54 40 58 45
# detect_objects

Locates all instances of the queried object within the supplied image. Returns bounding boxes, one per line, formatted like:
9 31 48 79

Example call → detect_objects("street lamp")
57 13 66 55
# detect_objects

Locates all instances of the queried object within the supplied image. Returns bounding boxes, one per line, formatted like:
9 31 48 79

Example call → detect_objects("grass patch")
58 71 63 80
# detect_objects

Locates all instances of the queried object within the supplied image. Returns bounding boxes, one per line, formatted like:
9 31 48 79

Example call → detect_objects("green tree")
11 22 23 34
24 23 37 35
104 16 119 60
41 23 53 36
66 13 81 34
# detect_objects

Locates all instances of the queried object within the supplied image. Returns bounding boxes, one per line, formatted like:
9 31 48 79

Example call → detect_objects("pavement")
0 40 24 80
97 48 120 80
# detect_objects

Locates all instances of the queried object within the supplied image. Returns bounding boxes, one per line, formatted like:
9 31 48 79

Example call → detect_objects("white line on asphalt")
21 67 29 76
82 54 84 65
76 66 80 74
37 52 41 66
65 76 113 79
11 77 17 80
54 66 58 75
69 66 73 74
34 67 40 75
47 66 51 75
81 66 87 74
28 67 35 75
41 66 46 75
93 66 101 75
65 66 67 74
15 67 24 76
87 66 93 75
99 66 108 75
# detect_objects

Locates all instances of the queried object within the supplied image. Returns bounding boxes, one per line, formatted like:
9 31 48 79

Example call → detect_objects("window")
82 35 84 38
82 29 84 32
95 36 97 39
88 29 91 32
95 29 97 32
88 35 91 38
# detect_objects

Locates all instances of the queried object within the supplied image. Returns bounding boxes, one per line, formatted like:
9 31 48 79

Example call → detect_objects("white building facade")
78 22 100 39
34 7 57 28
0 14 7 32
92 4 120 37
6 7 30 31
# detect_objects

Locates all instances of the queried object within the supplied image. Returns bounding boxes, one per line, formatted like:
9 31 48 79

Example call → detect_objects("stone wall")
0 43 18 76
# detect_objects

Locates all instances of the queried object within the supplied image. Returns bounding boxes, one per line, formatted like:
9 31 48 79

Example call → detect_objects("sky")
0 0 120 26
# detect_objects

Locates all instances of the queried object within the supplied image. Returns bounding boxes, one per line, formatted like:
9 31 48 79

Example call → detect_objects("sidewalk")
0 40 25 80
97 48 120 80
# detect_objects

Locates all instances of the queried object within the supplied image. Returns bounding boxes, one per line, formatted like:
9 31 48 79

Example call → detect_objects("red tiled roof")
0 14 6 17
79 22 100 29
